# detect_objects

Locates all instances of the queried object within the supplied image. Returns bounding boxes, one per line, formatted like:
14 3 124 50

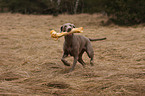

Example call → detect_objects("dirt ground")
0 13 145 96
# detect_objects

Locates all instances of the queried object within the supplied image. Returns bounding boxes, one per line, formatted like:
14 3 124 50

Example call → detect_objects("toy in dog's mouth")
50 27 83 40
67 31 73 36
67 34 72 36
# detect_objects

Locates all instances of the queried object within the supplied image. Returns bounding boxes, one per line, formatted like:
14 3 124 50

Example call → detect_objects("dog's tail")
89 37 106 41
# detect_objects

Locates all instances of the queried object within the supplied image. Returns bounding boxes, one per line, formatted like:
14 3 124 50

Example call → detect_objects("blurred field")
0 13 145 96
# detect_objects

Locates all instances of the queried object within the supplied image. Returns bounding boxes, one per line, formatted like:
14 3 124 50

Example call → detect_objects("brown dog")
60 23 106 72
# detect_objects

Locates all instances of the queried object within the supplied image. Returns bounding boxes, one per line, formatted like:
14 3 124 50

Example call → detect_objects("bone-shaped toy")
50 27 83 40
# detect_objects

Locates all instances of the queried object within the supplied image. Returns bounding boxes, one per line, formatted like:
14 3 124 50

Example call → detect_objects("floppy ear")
60 26 63 33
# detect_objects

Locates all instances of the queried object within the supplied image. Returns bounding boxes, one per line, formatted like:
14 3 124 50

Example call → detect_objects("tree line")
0 0 145 25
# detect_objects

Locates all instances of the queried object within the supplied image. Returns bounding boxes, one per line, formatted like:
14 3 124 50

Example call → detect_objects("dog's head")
60 23 75 33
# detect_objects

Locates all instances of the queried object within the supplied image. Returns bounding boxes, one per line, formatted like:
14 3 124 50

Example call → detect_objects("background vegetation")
0 0 145 25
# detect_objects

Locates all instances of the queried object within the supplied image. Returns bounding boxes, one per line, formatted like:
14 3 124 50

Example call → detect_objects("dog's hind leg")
86 43 94 66
78 50 86 67
78 58 86 67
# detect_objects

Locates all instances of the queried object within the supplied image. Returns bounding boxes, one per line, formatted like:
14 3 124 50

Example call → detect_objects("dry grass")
0 13 145 96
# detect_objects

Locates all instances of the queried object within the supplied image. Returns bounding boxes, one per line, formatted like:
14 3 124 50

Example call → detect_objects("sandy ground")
0 13 145 96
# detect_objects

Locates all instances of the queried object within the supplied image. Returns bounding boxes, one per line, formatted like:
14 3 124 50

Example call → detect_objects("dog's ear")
60 26 63 33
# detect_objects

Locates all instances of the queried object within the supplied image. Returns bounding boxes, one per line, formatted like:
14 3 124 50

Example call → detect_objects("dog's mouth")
67 33 72 36
67 28 72 32
66 28 72 36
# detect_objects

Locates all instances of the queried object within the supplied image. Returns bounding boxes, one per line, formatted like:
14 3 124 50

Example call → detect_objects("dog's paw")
64 63 70 66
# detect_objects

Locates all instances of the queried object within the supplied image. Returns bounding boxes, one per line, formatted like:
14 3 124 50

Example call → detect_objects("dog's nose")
67 28 72 32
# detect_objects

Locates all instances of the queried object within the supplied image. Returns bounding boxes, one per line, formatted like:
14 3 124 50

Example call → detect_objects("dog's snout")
67 28 72 32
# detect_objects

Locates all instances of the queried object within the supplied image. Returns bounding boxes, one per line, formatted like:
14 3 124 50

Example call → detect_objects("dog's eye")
70 24 75 28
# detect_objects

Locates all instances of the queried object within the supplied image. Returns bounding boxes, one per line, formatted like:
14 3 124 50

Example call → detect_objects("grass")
0 13 145 96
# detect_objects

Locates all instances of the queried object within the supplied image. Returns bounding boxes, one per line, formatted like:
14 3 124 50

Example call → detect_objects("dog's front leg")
61 53 70 66
69 56 78 72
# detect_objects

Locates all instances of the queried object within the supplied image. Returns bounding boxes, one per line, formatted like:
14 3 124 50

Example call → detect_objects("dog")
60 23 106 72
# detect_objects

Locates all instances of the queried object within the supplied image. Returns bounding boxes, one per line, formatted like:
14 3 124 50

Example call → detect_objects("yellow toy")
50 27 83 40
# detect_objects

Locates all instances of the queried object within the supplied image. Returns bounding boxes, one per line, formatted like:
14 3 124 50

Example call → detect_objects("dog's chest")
67 47 74 56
